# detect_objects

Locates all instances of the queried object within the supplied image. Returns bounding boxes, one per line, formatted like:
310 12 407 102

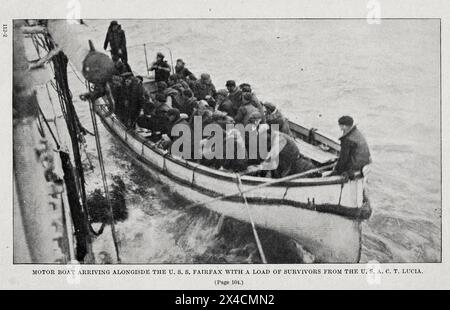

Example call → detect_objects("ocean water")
69 19 441 263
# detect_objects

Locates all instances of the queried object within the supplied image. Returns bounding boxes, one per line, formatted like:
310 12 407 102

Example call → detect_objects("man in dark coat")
234 93 262 126
122 72 146 128
168 74 190 93
332 116 372 177
166 108 190 141
216 89 234 116
178 89 197 117
239 83 266 123
149 52 171 82
245 125 316 178
112 55 132 75
104 21 128 64
192 73 217 100
137 93 171 135
225 80 242 116
263 102 293 136
175 59 197 81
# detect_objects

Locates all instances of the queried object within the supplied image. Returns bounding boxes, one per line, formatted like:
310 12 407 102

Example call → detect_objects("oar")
188 163 335 209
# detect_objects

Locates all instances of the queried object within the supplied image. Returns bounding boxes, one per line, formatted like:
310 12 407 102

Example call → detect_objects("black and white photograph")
12 16 441 266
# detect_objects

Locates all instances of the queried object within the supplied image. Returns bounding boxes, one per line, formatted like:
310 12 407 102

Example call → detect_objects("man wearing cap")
332 116 372 178
137 93 171 137
104 20 128 64
175 59 197 81
192 73 217 101
225 80 243 116
156 81 168 96
168 74 190 93
234 93 262 126
239 83 266 123
122 72 146 128
216 89 235 116
166 108 190 141
149 52 171 82
263 102 293 136
178 89 197 117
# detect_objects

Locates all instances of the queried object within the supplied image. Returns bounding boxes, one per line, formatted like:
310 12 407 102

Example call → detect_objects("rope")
88 97 122 263
36 114 45 138
68 61 87 86
235 174 268 264
338 182 344 206
90 222 106 236
37 103 61 150
45 83 63 144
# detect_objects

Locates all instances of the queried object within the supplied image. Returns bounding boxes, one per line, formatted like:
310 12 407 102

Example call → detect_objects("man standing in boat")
149 52 172 83
103 20 128 64
331 116 372 178
122 72 146 128
175 59 197 82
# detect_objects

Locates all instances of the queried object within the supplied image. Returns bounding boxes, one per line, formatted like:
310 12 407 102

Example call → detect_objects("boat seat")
294 138 338 164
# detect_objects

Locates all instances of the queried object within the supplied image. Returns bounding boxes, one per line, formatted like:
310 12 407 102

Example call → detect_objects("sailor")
239 83 252 93
245 124 316 178
331 116 372 178
103 20 128 64
242 111 265 168
211 110 235 130
164 87 182 110
201 120 248 172
122 72 146 128
216 89 234 116
156 81 168 96
149 52 171 82
239 83 266 123
168 74 190 93
178 89 198 117
263 102 293 136
221 126 248 172
137 93 171 136
166 108 190 140
153 81 173 108
225 80 242 115
192 73 217 100
110 74 127 122
175 59 197 81
234 93 262 126
112 54 132 75
189 99 214 130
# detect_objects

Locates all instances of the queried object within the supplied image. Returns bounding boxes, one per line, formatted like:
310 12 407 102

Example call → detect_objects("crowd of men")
97 21 372 179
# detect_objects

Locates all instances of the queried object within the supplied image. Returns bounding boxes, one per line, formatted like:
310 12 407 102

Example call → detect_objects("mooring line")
235 173 268 264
